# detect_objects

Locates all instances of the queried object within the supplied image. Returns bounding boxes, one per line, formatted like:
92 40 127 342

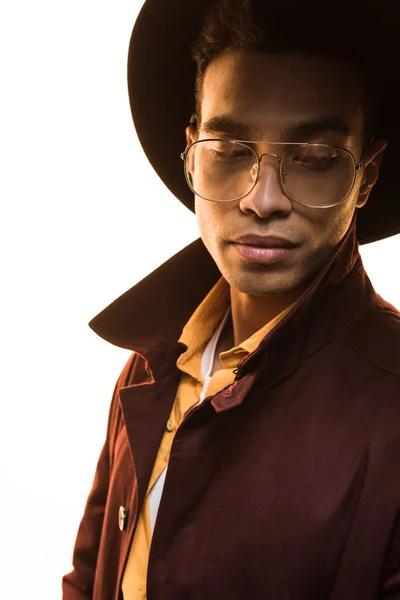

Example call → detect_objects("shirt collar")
176 272 293 367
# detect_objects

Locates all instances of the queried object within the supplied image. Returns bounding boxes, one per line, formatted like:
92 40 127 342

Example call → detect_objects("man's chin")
221 268 309 299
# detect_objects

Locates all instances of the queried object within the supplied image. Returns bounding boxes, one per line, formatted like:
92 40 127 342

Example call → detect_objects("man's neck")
228 285 305 347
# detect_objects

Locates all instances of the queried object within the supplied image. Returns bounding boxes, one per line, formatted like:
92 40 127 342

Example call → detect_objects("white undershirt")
148 306 231 534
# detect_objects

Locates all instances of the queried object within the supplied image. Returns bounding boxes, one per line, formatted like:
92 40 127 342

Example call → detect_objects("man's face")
188 49 385 298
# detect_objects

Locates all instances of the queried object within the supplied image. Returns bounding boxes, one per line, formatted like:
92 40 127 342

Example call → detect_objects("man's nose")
238 155 292 217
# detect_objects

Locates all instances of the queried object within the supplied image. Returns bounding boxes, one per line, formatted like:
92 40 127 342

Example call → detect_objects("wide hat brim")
127 0 400 245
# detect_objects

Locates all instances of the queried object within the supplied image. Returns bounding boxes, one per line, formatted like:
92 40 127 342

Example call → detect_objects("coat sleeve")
61 354 135 599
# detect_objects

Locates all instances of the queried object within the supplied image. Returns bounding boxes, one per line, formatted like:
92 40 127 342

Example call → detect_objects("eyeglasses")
180 139 364 209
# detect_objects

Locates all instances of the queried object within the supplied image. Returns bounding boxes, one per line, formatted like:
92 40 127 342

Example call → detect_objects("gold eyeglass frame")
180 139 366 209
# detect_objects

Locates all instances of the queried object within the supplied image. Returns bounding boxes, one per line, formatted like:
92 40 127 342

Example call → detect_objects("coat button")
166 418 175 432
118 506 127 532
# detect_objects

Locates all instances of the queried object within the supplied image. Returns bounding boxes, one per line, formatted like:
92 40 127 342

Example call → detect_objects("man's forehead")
199 50 365 141
203 48 364 89
203 50 364 105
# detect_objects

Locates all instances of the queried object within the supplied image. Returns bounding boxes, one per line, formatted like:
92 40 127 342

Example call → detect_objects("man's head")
185 0 387 299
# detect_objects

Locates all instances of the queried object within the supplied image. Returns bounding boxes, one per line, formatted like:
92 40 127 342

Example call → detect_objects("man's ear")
185 114 199 147
357 138 388 208
185 125 194 146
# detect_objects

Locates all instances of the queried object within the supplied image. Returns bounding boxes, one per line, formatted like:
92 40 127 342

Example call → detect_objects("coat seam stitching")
338 334 400 382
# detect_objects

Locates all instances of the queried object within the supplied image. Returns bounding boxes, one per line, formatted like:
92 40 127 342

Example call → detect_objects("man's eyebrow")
201 116 253 138
281 116 351 141
200 115 351 141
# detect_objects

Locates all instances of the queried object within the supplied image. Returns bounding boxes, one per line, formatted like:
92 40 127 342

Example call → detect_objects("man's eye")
211 149 251 161
292 155 338 170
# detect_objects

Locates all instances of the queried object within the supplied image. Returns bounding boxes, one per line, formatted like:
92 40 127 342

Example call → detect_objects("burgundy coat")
63 221 400 600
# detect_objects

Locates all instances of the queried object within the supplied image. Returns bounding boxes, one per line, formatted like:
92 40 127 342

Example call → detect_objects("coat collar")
89 214 371 371
89 234 221 355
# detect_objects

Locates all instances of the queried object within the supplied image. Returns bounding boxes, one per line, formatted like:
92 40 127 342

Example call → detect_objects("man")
63 0 400 598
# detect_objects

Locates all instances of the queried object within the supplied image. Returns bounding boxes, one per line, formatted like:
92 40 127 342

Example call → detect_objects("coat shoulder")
340 293 400 380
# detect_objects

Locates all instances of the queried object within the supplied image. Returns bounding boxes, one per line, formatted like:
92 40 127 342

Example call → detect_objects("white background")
0 1 399 598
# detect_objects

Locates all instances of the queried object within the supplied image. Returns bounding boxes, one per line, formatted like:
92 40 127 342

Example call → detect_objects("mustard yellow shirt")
122 276 292 599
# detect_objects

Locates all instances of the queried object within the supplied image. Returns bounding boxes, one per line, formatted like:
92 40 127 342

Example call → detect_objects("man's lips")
232 234 297 248
231 235 299 265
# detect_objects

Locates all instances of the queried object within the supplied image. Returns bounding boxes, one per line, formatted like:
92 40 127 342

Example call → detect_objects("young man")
63 1 400 598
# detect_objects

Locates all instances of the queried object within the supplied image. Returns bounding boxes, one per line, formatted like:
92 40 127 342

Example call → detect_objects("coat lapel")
118 343 183 511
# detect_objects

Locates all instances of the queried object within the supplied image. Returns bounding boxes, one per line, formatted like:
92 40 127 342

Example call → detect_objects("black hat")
127 0 400 244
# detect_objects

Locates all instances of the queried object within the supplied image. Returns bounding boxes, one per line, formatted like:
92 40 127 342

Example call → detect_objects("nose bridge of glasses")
252 152 281 181
258 151 280 165
249 151 281 186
